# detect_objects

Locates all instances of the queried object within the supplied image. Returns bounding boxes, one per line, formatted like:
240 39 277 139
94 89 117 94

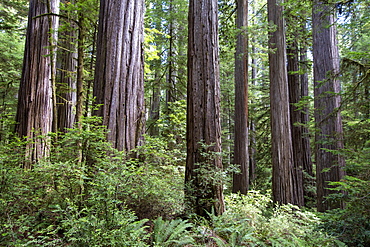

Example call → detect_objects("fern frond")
152 217 195 247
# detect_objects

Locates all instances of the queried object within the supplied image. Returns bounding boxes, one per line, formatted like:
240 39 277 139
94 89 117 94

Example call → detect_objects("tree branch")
34 13 80 28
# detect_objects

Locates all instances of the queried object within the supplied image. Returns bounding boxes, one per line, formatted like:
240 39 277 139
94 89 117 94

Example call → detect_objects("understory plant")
0 117 184 246
152 216 195 247
196 192 343 247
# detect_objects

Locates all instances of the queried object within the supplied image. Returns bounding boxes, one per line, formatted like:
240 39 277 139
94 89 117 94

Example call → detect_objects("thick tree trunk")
287 42 305 207
15 0 59 165
268 0 295 205
232 0 249 195
93 0 145 152
186 0 224 216
312 1 345 212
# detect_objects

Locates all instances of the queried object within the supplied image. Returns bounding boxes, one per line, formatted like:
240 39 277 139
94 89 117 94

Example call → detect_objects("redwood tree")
287 40 305 207
312 0 345 212
185 0 225 216
57 0 77 132
299 24 314 205
232 0 249 195
93 0 145 152
15 0 60 164
268 0 296 205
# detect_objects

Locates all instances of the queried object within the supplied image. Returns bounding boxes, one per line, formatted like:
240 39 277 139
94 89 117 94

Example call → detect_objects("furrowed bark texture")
94 0 145 152
15 0 59 164
313 1 345 212
287 42 305 207
233 0 249 195
186 0 225 216
57 2 77 132
268 0 295 205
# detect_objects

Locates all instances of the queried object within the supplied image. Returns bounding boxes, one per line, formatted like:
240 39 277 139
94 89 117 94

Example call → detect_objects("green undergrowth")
0 118 350 246
190 192 344 247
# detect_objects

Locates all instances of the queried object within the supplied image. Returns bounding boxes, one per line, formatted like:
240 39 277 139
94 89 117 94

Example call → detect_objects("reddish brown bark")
93 0 145 152
186 0 224 216
313 1 345 212
15 0 59 164
232 0 249 195
268 0 295 205
57 1 77 132
287 42 305 207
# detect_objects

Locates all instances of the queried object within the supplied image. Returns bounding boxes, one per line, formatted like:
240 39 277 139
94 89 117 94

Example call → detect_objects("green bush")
57 202 149 247
195 192 343 247
127 134 186 219
319 175 370 246
0 117 187 245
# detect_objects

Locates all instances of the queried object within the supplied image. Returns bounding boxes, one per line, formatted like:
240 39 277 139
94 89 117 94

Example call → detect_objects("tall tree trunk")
75 10 85 130
46 0 58 134
232 0 249 195
148 60 162 136
57 0 77 132
299 34 314 205
249 3 258 184
15 0 59 165
75 10 86 163
93 0 145 152
186 0 224 216
166 0 177 108
287 41 305 207
249 49 257 184
85 22 98 118
268 0 295 205
312 0 345 212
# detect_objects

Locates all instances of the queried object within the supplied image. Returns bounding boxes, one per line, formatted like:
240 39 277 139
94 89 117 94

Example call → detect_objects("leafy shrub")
257 204 341 247
127 134 186 219
0 151 150 246
57 202 149 247
0 116 188 245
195 192 343 247
319 175 370 246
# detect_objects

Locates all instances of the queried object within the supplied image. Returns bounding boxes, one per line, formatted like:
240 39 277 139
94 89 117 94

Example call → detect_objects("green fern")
152 216 195 247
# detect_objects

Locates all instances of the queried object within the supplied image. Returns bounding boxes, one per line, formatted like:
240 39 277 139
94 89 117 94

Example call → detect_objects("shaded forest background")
0 0 369 246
